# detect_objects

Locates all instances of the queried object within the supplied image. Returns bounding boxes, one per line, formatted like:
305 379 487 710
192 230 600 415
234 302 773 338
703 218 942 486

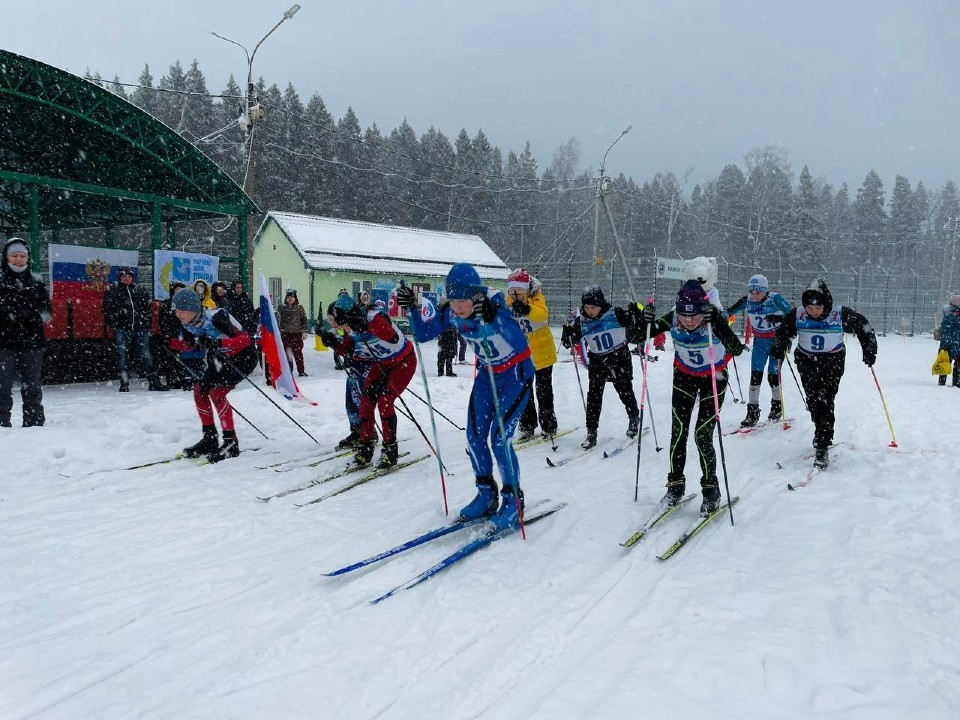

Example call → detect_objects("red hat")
507 268 531 291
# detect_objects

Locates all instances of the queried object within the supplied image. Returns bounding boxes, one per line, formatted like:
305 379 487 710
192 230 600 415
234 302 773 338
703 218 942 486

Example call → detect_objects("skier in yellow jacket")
506 268 559 440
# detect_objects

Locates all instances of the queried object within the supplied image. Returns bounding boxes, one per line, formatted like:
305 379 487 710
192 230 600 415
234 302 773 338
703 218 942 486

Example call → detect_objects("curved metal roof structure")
0 48 257 272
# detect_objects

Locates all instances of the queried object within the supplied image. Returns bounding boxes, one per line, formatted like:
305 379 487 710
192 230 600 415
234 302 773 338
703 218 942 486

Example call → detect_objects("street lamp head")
284 4 301 19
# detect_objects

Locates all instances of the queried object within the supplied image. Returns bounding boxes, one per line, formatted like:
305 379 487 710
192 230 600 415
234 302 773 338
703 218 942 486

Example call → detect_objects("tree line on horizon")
83 60 960 289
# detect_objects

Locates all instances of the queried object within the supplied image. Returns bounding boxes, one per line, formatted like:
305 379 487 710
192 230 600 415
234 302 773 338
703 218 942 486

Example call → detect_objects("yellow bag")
314 334 328 352
932 349 951 375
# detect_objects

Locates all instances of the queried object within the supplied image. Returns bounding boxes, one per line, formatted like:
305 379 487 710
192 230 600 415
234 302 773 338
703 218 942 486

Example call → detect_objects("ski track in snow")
1 334 958 719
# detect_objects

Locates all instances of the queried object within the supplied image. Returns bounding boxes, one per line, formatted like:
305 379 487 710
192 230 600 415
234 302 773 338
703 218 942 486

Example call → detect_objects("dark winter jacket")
102 281 153 332
0 239 51 350
227 289 258 334
938 300 960 356
211 281 231 309
438 325 458 354
770 279 877 365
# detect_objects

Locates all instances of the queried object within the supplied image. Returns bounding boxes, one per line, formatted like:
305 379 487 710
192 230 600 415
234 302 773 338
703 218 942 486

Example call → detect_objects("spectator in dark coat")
437 325 458 376
101 266 166 392
227 280 258 334
154 281 189 389
0 238 51 427
211 281 230 309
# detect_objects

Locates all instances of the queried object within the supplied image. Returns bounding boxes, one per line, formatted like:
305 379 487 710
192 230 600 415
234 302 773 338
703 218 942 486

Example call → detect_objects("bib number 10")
591 332 615 352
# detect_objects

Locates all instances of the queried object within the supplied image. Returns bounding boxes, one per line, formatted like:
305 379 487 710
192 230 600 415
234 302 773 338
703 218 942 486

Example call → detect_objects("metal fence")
527 257 947 336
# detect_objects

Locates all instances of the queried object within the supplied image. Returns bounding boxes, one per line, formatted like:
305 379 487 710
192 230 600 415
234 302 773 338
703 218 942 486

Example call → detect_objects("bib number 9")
810 334 825 351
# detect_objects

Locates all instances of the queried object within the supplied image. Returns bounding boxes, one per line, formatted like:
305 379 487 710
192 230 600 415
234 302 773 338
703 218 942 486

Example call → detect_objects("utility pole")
592 125 632 284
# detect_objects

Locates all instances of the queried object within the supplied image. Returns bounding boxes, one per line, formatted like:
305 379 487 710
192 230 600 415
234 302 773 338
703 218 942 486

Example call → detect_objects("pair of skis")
546 429 646 467
323 500 567 603
256 452 429 504
58 447 267 478
620 494 740 560
724 418 794 437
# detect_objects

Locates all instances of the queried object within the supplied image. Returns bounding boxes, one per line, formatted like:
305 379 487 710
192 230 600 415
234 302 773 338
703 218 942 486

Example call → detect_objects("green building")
252 211 510 327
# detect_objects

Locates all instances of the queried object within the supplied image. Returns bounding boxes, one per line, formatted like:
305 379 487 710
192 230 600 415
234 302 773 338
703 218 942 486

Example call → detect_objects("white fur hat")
683 256 718 291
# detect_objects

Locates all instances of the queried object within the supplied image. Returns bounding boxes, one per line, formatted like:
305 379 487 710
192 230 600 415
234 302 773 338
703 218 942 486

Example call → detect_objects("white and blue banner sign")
153 250 219 299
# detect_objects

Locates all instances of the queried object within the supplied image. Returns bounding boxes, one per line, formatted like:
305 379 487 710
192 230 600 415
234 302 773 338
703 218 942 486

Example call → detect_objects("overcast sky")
4 0 959 194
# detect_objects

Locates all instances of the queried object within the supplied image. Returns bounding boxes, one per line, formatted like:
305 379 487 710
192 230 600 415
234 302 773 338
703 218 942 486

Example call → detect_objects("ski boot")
517 426 536 442
118 371 130 393
768 399 783 422
147 373 169 391
626 414 640 438
184 425 219 458
581 429 598 450
938 375 947 386
208 430 240 463
376 442 399 469
813 447 830 470
335 428 361 451
740 403 761 428
661 473 686 507
458 476 499 521
700 479 722 516
490 486 525 532
353 441 376 466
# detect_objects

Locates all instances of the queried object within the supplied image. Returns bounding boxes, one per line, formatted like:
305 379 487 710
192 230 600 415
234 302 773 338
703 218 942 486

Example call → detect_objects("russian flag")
259 271 315 404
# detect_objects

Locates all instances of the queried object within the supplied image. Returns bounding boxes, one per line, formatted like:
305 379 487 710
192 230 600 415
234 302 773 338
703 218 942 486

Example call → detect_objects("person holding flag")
258 273 313 404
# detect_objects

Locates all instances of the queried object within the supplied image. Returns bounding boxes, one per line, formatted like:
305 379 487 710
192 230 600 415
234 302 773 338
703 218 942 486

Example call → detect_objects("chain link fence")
527 256 946 337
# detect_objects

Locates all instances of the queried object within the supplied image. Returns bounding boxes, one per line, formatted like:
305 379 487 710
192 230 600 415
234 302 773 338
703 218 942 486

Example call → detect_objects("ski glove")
196 335 221 351
473 294 497 323
319 330 339 347
345 314 366 333
642 304 656 323
862 349 876 367
395 285 417 309
512 299 530 316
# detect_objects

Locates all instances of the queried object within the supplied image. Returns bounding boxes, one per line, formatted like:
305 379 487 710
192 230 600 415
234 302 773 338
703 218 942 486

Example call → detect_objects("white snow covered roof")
260 211 509 280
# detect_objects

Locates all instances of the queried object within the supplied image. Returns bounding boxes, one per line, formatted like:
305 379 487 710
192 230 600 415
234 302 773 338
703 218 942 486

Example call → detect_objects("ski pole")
571 342 587 415
784 354 808 410
162 346 269 441
403 387 464 431
644 382 663 452
870 366 898 448
395 284 450 514
777 365 790 431
352 328 451 507
479 319 527 540
706 323 735 526
211 349 320 444
730 356 745 404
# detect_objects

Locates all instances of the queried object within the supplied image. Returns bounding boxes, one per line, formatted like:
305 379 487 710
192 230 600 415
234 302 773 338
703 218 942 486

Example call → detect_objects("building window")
362 280 373 293
269 277 283 307
352 280 361 298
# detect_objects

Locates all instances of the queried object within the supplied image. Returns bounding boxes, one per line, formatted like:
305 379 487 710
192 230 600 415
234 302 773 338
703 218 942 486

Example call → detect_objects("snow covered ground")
2 333 958 719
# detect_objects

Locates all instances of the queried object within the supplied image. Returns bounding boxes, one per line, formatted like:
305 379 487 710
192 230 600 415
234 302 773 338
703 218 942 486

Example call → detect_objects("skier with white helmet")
726 274 794 426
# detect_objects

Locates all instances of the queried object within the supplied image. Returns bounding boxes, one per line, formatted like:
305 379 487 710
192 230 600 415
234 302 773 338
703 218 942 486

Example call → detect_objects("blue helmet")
445 263 482 300
748 274 769 294
334 294 355 312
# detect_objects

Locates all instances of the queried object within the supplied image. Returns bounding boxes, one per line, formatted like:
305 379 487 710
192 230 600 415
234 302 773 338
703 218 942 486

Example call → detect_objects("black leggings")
669 368 727 482
585 347 638 431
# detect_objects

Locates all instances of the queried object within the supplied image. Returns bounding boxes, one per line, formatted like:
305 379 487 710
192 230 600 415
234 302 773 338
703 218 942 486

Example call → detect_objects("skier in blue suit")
727 274 794 427
397 263 534 531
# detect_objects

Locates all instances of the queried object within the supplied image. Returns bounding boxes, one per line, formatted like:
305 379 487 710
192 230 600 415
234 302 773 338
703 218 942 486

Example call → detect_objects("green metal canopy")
0 48 258 274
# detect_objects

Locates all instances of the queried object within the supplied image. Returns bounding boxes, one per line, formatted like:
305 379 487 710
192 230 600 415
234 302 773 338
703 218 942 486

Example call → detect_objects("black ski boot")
208 430 240 463
661 473 686 507
517 426 536 442
377 442 399 469
700 479 722 516
184 425 219 458
938 375 947 386
581 429 598 450
353 441 376 466
147 373 169 391
813 447 830 470
335 427 361 451
626 414 640 438
119 371 130 393
768 399 782 422
740 404 761 427
953 363 960 388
